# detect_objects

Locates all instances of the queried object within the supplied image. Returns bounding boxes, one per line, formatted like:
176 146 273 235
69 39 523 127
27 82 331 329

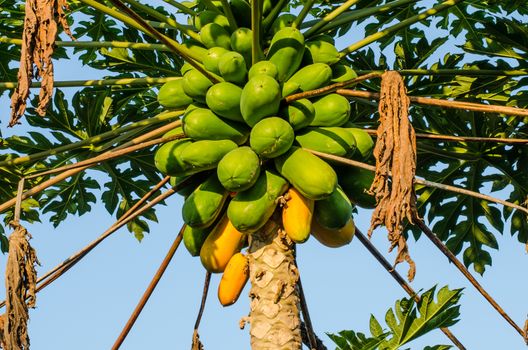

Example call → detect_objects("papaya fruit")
282 187 313 243
157 79 193 109
275 147 337 200
337 165 376 208
203 47 229 75
280 98 315 130
295 127 357 158
343 127 374 160
183 106 249 144
182 69 213 103
310 93 350 126
163 125 184 138
200 23 232 49
169 174 202 197
182 174 229 228
331 64 358 83
267 27 305 82
229 0 251 28
303 40 340 65
230 28 252 67
218 51 247 85
181 39 208 59
180 62 194 76
218 252 249 306
311 216 355 248
262 0 277 15
314 186 352 229
194 10 230 31
240 74 281 126
154 139 192 176
183 224 212 257
227 170 289 233
200 214 246 273
205 82 244 122
217 146 261 191
282 63 332 97
178 139 238 175
247 60 278 80
270 13 296 35
249 117 294 158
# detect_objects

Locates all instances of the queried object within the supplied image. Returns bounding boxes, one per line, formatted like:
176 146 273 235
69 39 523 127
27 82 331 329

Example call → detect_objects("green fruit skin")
295 127 357 158
157 79 193 109
218 51 247 85
248 61 278 80
303 40 341 65
169 175 200 197
271 13 296 35
163 126 184 138
331 64 358 83
180 62 194 76
183 107 249 144
217 146 261 192
282 63 332 97
314 186 352 229
229 0 251 28
203 47 229 75
337 165 376 209
240 75 281 126
227 170 289 233
182 174 229 228
205 82 244 122
183 224 212 256
249 117 294 158
195 11 230 31
154 139 192 176
230 28 252 68
182 69 213 103
343 127 374 160
275 147 337 200
179 139 238 175
280 99 315 130
200 23 232 49
181 39 208 58
267 27 305 82
310 93 351 126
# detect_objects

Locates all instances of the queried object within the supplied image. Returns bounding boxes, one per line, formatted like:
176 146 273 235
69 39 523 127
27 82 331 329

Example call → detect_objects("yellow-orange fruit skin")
200 214 246 273
218 252 249 306
282 188 314 243
311 217 355 248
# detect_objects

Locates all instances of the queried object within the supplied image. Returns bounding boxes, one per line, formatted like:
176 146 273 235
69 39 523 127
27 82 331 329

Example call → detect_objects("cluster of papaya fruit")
153 0 376 306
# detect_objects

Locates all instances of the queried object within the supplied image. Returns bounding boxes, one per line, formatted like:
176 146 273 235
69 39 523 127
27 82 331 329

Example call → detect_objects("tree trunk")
247 213 302 350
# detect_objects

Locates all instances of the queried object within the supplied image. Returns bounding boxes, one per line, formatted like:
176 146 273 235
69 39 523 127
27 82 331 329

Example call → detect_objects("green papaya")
240 74 281 126
203 47 229 75
270 13 296 35
170 174 201 197
250 117 294 158
205 82 244 122
157 79 193 109
180 62 194 76
195 10 230 31
267 27 305 82
163 126 184 138
310 93 350 126
337 165 376 208
331 64 357 83
314 186 352 229
303 40 340 65
182 69 213 103
217 146 261 191
183 224 211 256
183 107 249 144
229 0 251 28
247 61 278 80
177 139 238 176
262 0 278 15
295 127 357 158
275 147 337 200
282 63 332 97
218 51 247 85
181 39 208 58
343 127 374 160
182 174 229 228
280 99 315 130
227 170 289 232
154 139 192 176
200 23 232 49
230 28 252 67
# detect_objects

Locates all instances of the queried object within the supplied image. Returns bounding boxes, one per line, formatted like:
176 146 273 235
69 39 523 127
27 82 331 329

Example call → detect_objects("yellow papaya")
282 188 313 243
218 252 249 306
311 216 355 248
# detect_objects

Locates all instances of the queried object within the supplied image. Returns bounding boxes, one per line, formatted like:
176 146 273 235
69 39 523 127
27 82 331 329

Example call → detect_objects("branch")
303 0 361 37
0 36 170 51
251 0 263 65
161 0 198 16
356 69 528 77
292 0 316 29
191 271 212 350
262 0 289 32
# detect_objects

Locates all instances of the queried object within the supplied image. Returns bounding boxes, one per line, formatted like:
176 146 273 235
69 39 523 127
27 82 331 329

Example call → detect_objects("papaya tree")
0 0 527 349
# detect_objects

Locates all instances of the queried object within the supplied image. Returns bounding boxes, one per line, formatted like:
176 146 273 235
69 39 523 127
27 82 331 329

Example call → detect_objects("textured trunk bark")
247 213 302 350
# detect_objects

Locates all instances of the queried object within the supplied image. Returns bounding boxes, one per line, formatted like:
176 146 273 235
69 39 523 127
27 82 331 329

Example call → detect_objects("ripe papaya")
240 74 281 126
182 69 213 103
282 63 332 97
183 107 249 144
331 64 358 83
182 174 229 228
303 40 340 65
183 224 212 257
314 186 352 229
267 27 305 82
217 146 261 191
205 82 244 122
275 147 337 200
230 28 252 67
337 165 376 209
343 127 374 160
311 216 355 248
200 215 246 273
203 47 229 75
227 170 289 233
154 139 192 176
249 117 294 158
280 98 315 130
247 60 278 80
194 10 230 31
178 139 238 175
270 13 295 35
218 252 249 306
157 79 193 109
295 127 357 158
310 93 350 126
229 0 251 28
282 187 313 243
200 23 232 49
218 51 247 85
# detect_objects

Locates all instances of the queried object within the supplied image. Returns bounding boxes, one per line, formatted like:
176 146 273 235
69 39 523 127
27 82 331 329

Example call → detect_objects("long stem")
0 76 179 89
162 0 198 16
292 0 316 29
251 0 263 65
200 0 222 12
0 36 170 51
356 68 528 77
220 0 238 32
262 0 289 32
339 0 466 57
303 0 361 37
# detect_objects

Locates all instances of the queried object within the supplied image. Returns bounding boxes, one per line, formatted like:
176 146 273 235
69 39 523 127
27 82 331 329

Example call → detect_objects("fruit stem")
0 76 180 89
357 68 528 76
262 0 289 32
292 0 316 29
339 0 465 57
251 0 264 65
219 0 239 32
303 0 361 37
200 0 222 12
162 0 198 16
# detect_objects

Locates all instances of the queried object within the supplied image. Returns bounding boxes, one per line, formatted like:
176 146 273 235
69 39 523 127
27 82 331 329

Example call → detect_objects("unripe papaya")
169 174 201 197
218 252 249 306
183 107 249 144
343 127 374 160
337 165 376 208
303 40 340 65
203 47 229 75
295 127 357 158
217 146 261 191
267 27 305 82
230 28 252 67
282 63 332 97
282 188 313 243
205 82 244 122
227 170 289 233
314 186 352 230
182 69 213 103
280 98 315 130
182 174 229 228
275 147 337 200
262 0 277 15
200 214 246 273
248 60 278 80
179 139 238 175
194 10 230 31
270 13 295 35
331 64 358 83
183 224 212 257
229 0 251 28
181 39 208 58
180 62 194 76
310 93 350 126
240 75 281 126
154 139 192 176
218 51 247 85
157 79 193 109
200 23 232 49
311 216 355 248
249 117 294 158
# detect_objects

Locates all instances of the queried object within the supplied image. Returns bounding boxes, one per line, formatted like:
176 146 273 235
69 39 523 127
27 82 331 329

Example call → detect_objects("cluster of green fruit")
154 2 376 273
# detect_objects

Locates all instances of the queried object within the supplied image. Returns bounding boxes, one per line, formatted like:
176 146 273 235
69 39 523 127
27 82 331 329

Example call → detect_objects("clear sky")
1 1 527 349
